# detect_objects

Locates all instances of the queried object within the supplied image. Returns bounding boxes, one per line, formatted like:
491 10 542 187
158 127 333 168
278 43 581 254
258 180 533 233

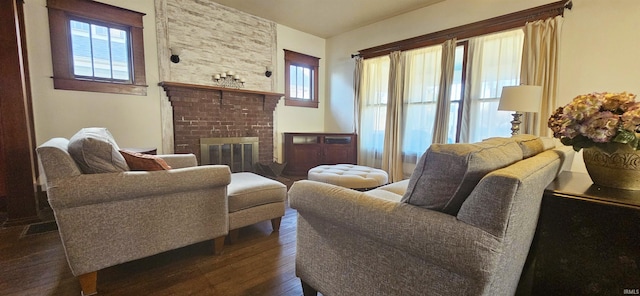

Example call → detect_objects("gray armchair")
36 137 230 295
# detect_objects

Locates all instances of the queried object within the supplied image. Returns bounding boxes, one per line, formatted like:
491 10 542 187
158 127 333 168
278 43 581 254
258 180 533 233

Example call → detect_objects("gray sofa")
36 133 231 296
289 135 574 296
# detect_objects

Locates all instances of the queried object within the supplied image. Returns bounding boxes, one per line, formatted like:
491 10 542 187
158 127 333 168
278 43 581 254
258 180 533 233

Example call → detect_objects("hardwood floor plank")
0 206 304 296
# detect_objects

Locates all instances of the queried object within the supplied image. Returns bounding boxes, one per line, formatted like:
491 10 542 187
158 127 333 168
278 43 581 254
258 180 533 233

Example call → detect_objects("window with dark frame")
47 0 147 96
284 50 319 108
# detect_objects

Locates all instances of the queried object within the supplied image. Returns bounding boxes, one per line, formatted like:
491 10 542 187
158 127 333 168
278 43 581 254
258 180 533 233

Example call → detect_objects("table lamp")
498 85 543 135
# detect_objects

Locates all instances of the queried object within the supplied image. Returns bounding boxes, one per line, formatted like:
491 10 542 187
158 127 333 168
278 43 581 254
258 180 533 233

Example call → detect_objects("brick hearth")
160 82 283 164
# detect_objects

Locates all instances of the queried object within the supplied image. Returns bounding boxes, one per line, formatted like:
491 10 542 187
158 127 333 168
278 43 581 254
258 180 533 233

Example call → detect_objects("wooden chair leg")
228 228 240 244
301 280 318 296
78 271 97 296
213 236 225 255
271 217 282 232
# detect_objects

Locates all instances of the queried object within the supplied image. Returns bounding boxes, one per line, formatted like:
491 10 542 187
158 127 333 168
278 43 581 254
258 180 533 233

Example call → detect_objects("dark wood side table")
527 171 640 295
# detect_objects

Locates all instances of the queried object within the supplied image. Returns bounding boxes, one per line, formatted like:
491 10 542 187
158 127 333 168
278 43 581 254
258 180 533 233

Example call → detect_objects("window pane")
447 45 465 143
289 65 297 96
70 20 93 77
110 28 129 80
303 67 310 100
91 24 112 79
296 66 304 98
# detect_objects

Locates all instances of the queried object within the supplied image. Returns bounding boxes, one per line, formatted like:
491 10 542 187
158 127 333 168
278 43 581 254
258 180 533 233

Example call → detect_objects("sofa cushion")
67 127 129 174
365 179 409 202
400 140 523 215
119 150 171 171
484 134 546 158
227 172 287 213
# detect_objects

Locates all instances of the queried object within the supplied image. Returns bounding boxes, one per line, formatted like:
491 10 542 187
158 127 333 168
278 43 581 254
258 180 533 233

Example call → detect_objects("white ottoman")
308 164 389 190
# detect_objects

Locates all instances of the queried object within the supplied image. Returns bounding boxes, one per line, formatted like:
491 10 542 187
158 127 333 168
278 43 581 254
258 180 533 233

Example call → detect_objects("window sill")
53 77 148 96
285 98 318 108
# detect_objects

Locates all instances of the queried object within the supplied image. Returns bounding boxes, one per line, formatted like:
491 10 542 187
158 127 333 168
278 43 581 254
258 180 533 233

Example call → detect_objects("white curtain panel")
399 45 442 176
465 29 525 143
358 55 390 168
432 38 457 144
521 16 564 136
382 51 406 182
353 57 363 135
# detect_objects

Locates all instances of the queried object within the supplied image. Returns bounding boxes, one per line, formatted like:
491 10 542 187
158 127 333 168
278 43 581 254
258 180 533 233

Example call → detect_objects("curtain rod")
355 0 571 60
565 0 573 10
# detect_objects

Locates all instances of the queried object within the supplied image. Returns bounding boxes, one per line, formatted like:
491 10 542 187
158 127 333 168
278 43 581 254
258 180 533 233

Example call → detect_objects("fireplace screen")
200 137 259 173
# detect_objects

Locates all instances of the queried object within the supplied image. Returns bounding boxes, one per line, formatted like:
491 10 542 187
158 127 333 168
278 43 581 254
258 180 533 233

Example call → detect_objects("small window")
69 19 130 82
47 0 147 96
284 50 319 108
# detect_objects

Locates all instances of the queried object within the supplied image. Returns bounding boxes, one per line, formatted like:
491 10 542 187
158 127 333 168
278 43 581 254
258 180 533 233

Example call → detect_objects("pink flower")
621 102 640 131
602 92 636 112
563 93 602 122
579 111 619 143
548 92 639 151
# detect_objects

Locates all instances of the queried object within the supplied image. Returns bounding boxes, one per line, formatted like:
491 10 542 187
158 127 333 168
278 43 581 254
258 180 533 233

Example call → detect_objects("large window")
47 0 147 95
284 50 319 108
359 29 523 176
356 1 567 178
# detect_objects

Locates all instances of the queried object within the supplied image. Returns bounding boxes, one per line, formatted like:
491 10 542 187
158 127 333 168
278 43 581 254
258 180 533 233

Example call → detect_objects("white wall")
273 24 326 163
558 0 640 171
325 0 555 133
25 0 163 151
325 0 640 172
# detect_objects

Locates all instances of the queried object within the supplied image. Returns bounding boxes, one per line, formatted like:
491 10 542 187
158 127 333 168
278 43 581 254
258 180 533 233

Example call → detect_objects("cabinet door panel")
287 145 321 175
322 146 354 165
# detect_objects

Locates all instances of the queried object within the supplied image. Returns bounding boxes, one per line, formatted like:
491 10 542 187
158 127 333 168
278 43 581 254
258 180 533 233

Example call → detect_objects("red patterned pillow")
119 150 171 171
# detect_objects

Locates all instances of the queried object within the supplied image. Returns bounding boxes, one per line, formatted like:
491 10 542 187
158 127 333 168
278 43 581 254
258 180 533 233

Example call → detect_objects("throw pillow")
119 150 171 171
67 127 130 174
400 140 523 215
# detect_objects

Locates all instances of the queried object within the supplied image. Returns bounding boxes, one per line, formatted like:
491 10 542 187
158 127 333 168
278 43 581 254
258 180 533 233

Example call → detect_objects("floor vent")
21 221 57 237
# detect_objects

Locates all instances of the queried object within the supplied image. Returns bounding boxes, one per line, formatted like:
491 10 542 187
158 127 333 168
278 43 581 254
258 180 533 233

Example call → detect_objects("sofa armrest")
157 153 198 169
47 165 231 209
289 180 501 280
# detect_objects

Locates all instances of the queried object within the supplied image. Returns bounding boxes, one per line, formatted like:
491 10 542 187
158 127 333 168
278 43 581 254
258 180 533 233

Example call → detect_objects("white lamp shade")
498 85 543 113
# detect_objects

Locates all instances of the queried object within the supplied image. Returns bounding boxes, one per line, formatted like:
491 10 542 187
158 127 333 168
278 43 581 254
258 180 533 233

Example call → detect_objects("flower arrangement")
548 92 640 152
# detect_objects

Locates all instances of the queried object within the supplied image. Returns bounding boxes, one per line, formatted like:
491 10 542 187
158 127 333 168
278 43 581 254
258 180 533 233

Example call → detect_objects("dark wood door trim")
0 0 39 225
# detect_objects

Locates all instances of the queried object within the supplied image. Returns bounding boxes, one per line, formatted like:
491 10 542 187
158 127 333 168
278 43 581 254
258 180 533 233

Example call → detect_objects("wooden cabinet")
283 133 357 176
520 172 640 295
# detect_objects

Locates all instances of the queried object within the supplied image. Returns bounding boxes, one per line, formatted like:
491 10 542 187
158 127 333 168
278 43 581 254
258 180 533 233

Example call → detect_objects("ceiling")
210 0 445 38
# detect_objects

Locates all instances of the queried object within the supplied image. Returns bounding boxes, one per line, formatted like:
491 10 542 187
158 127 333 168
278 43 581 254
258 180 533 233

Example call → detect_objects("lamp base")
510 112 523 136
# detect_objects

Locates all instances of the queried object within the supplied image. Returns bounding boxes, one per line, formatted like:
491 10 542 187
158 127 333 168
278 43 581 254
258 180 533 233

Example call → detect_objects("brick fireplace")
160 81 283 165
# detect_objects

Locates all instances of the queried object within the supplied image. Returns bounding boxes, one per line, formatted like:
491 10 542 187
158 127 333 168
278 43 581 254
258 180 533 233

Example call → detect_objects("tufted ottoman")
308 164 389 190
227 172 287 242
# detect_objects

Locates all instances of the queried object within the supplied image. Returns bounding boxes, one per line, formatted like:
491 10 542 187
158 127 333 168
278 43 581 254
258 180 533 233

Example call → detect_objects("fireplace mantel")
159 81 284 102
159 81 284 165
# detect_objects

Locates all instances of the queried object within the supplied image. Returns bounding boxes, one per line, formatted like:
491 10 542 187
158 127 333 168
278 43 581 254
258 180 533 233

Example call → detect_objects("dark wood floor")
0 204 304 296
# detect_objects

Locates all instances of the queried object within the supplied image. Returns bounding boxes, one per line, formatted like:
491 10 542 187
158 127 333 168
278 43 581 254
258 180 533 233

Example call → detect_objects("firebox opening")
200 137 259 173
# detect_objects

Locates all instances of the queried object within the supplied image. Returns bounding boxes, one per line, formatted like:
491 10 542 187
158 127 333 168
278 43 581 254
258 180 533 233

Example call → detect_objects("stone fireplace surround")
160 81 283 165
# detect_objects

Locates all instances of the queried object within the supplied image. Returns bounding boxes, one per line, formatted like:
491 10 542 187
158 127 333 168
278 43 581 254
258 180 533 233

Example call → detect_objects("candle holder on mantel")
212 71 245 89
